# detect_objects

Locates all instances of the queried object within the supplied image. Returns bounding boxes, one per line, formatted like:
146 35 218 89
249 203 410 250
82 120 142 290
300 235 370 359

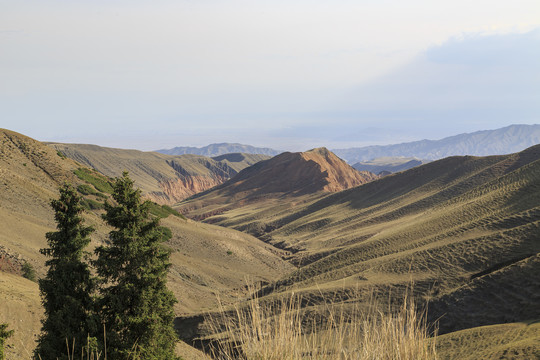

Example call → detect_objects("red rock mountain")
224 147 378 196
178 148 378 219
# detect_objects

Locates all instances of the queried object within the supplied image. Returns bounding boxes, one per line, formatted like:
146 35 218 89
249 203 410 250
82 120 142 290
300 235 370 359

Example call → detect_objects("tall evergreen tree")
94 172 178 360
34 184 97 360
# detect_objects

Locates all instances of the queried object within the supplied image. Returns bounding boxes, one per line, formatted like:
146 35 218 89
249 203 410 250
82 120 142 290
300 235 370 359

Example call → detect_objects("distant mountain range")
333 124 540 163
156 143 282 157
156 124 540 164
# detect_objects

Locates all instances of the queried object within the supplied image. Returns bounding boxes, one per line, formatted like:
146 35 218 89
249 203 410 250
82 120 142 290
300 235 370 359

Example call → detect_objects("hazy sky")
1 0 539 151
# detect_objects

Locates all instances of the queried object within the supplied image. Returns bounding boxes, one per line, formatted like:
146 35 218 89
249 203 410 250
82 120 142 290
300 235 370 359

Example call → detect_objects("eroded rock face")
147 175 229 204
300 148 379 193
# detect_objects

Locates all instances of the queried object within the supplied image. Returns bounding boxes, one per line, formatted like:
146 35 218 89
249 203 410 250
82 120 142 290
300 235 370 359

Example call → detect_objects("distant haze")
333 124 540 163
1 1 539 150
157 143 282 157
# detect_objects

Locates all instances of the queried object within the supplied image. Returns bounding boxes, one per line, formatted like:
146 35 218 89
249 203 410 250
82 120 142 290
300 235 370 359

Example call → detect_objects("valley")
1 127 539 359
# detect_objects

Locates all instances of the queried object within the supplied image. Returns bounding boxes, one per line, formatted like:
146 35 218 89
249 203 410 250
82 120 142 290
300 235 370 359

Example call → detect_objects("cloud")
333 29 540 132
425 29 540 67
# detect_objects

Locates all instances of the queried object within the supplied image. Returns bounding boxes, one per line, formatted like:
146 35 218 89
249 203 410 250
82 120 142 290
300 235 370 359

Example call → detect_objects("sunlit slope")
0 129 293 358
162 216 294 315
49 142 269 204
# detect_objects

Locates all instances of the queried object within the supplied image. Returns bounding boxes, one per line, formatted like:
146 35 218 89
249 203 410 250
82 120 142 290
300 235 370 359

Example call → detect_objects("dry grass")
204 284 437 360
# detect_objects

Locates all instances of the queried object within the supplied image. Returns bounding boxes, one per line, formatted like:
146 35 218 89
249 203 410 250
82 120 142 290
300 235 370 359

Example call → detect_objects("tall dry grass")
205 285 437 360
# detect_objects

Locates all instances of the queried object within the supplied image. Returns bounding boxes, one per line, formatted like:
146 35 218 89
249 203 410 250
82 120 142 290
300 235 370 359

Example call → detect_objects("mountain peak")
179 148 379 220
306 147 331 155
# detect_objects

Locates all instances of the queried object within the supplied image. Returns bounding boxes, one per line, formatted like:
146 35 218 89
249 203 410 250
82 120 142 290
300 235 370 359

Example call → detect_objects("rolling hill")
178 143 540 342
0 129 293 359
48 143 269 205
334 124 540 163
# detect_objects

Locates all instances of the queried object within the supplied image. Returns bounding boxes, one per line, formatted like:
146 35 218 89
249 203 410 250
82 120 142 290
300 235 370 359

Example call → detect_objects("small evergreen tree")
0 323 14 360
34 184 97 360
94 172 178 359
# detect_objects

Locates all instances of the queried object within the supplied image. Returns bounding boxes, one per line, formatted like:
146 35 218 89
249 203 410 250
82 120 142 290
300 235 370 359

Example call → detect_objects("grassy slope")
0 129 292 359
436 321 540 360
184 145 540 340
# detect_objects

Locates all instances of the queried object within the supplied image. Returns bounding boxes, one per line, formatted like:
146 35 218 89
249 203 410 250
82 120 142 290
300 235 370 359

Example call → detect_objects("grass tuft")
204 284 438 360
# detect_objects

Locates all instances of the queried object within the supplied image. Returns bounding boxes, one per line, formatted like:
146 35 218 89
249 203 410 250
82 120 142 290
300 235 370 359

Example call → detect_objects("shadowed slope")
352 157 428 174
436 321 540 359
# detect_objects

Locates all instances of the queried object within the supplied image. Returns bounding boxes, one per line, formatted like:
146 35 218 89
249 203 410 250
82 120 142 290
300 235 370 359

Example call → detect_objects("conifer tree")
34 184 97 360
94 172 178 360
0 323 14 360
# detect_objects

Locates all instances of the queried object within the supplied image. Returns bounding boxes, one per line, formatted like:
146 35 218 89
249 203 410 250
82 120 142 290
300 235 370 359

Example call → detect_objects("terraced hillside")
0 129 293 359
48 142 270 205
181 145 540 338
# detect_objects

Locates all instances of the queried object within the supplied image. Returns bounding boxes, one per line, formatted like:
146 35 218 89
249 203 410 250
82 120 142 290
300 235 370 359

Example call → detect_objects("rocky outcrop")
148 175 229 204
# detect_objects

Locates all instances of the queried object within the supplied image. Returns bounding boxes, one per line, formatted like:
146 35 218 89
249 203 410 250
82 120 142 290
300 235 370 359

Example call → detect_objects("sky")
1 0 539 151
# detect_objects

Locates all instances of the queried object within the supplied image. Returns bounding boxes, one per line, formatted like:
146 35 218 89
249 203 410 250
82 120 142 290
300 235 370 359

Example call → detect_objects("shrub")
73 168 114 194
77 184 108 199
21 261 37 282
148 202 185 219
80 198 104 211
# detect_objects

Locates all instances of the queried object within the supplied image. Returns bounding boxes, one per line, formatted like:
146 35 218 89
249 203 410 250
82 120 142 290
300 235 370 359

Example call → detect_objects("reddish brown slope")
215 147 376 196
178 148 378 219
